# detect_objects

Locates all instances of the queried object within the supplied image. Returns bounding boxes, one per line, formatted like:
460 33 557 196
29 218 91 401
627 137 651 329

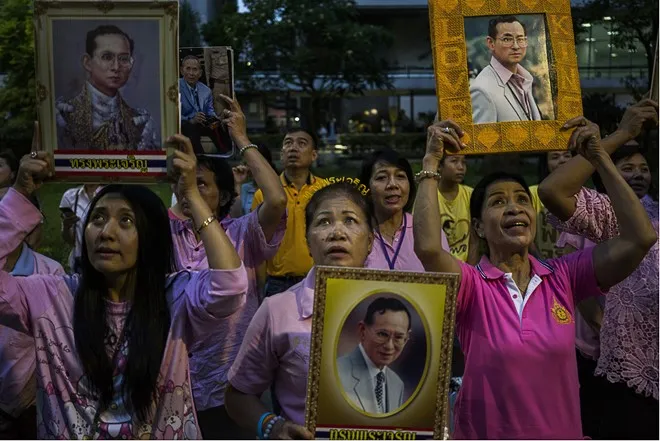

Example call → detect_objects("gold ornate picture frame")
305 266 459 439
429 0 582 154
34 0 179 182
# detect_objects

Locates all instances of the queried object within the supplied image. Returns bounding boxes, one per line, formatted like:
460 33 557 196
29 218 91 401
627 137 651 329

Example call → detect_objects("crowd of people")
0 95 657 440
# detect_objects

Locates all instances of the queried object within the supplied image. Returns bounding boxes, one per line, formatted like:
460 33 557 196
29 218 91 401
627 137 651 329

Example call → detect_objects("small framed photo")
178 46 235 157
34 0 179 181
429 0 582 154
305 267 459 439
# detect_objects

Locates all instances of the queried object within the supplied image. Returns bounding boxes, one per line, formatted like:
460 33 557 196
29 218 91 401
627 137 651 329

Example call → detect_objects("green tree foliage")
0 0 35 156
179 0 202 48
203 0 393 132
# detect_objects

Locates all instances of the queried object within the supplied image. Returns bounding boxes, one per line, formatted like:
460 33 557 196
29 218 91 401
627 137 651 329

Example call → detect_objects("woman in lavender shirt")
0 134 247 439
539 100 659 439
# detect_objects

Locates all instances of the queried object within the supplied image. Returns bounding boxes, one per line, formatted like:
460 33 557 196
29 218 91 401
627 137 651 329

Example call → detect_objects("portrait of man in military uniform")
55 25 160 151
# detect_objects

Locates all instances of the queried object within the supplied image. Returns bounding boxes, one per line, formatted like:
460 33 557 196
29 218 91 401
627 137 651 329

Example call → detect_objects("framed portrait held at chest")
305 267 459 440
34 0 179 182
429 0 582 154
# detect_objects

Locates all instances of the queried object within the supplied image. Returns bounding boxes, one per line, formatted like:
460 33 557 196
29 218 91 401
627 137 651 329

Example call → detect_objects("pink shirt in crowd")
168 208 286 410
0 245 65 423
228 267 317 426
453 250 604 439
550 188 659 399
365 212 449 271
556 231 602 360
0 188 248 439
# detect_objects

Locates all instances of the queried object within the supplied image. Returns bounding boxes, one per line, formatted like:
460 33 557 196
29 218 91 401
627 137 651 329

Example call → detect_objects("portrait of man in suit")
55 25 159 151
470 16 542 123
179 54 230 154
337 297 411 415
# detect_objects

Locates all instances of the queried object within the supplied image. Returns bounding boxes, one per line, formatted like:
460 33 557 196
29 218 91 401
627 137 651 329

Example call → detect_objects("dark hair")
284 128 319 150
181 54 201 67
470 172 531 221
592 143 654 197
196 155 238 219
0 149 18 183
257 144 278 174
74 185 174 421
359 148 416 212
86 25 135 56
305 182 373 233
488 16 526 39
363 296 411 331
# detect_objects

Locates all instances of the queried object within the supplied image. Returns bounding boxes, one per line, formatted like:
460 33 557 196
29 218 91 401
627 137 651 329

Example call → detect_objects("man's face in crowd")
181 58 202 86
83 33 133 97
487 21 527 68
281 131 317 170
358 310 410 369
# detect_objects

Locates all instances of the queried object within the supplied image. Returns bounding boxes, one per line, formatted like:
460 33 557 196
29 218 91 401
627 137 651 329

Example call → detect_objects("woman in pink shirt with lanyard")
413 120 656 439
224 182 376 440
359 147 449 272
0 134 248 439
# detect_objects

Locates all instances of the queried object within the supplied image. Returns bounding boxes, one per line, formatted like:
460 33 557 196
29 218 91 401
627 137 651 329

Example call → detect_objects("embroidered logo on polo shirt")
551 297 572 324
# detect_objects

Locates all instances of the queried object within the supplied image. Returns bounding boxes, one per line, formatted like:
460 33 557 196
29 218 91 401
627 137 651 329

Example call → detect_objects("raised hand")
232 164 250 186
424 119 466 165
616 99 659 140
563 116 603 164
218 94 249 146
14 121 54 197
169 134 199 199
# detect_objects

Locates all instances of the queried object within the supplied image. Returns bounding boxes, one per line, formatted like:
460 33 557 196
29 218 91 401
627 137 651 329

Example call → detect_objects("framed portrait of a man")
429 0 582 154
34 0 179 181
178 47 235 157
305 267 458 439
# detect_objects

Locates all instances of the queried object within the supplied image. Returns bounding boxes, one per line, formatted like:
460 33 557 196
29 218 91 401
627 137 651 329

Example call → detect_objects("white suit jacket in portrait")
337 346 405 414
470 57 542 123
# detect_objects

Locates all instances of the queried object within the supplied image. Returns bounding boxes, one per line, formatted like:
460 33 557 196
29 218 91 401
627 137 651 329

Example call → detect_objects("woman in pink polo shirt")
225 182 375 439
359 147 449 272
0 135 248 439
413 120 656 439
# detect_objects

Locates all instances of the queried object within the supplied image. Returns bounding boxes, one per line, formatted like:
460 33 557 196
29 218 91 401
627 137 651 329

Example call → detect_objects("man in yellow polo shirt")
251 128 328 297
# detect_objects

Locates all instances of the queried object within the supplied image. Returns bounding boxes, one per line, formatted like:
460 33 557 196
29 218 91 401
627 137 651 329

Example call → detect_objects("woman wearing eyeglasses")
470 16 542 124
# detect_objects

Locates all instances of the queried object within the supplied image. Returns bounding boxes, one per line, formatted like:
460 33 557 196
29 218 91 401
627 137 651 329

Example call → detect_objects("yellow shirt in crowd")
251 172 328 277
437 184 473 262
528 185 569 260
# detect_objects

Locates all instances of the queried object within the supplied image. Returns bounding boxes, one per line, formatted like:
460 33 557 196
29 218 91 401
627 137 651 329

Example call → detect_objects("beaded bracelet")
256 412 274 439
263 416 284 439
239 143 258 156
415 169 441 183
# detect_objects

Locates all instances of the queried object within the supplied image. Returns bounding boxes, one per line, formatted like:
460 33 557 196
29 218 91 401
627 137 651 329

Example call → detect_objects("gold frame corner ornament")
94 1 115 13
36 82 49 103
429 0 582 154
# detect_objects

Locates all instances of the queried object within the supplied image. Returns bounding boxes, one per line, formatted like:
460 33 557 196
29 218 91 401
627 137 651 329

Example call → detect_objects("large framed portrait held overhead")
34 0 179 181
429 0 582 154
178 46 235 157
305 267 459 440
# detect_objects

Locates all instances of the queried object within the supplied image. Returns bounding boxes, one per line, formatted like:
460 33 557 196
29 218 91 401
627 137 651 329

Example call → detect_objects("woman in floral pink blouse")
539 99 659 439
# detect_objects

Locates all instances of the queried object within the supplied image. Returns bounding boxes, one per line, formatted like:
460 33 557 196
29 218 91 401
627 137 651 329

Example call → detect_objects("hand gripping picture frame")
34 0 179 182
429 0 583 154
305 267 459 440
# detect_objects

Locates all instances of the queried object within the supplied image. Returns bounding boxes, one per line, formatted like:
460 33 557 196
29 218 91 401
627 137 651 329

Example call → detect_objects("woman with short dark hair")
359 148 448 271
413 118 656 439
